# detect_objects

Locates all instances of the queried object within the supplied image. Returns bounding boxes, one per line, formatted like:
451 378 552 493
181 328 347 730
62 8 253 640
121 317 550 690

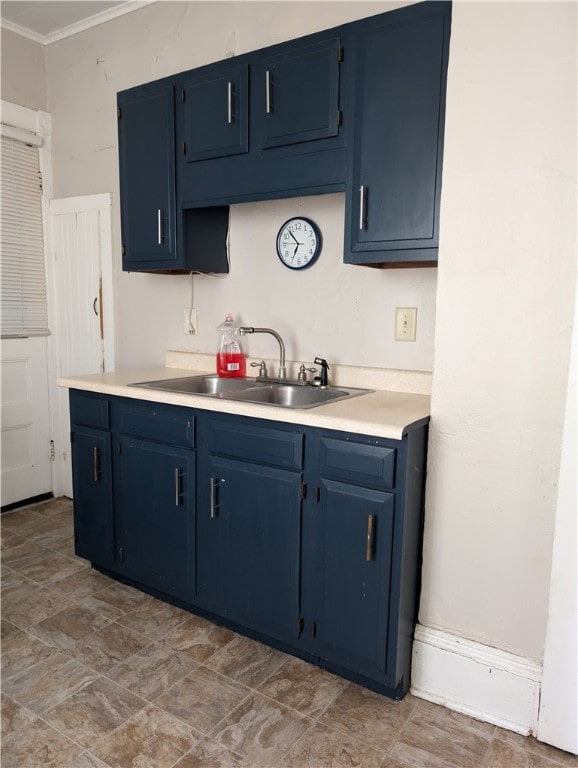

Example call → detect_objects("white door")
49 194 115 497
1 338 52 506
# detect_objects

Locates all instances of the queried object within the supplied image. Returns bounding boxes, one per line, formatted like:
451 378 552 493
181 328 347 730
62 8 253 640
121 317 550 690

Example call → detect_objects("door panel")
197 455 301 643
182 63 249 162
257 36 341 150
348 10 449 258
70 426 113 566
313 479 395 682
0 337 52 506
115 437 195 601
118 84 176 266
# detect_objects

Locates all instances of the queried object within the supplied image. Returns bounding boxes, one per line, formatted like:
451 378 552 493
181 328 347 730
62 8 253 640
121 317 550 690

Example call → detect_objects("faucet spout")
239 326 286 379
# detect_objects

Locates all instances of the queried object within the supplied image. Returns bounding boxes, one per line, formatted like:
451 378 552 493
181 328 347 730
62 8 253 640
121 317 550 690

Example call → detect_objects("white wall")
0 28 46 112
421 0 577 662
43 1 436 372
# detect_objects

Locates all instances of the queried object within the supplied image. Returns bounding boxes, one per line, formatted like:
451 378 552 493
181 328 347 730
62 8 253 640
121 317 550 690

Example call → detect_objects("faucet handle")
250 360 268 378
298 364 317 383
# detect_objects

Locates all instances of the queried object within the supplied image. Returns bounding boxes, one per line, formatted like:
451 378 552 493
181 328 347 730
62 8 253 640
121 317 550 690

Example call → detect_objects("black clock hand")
289 231 299 245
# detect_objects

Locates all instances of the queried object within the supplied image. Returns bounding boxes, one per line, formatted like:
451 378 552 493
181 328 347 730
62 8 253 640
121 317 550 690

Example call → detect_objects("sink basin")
225 383 371 409
130 375 372 410
130 375 266 395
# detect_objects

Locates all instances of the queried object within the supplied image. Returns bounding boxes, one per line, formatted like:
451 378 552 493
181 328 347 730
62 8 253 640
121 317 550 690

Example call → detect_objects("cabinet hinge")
311 622 317 638
181 141 187 155
315 486 320 502
119 547 125 563
337 109 342 127
181 89 186 103
49 439 55 461
70 431 74 444
300 482 307 500
297 616 304 635
122 244 126 256
117 106 122 119
117 442 122 455
338 44 344 62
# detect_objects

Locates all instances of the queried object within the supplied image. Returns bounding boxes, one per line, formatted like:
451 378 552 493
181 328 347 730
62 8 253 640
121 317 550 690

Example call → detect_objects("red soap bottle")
216 314 246 378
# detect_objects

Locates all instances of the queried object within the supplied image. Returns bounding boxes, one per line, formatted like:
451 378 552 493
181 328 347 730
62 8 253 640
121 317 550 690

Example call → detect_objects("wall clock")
276 217 321 270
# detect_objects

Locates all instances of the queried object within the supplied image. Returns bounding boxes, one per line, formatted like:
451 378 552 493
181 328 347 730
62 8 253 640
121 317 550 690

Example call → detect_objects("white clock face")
276 218 321 270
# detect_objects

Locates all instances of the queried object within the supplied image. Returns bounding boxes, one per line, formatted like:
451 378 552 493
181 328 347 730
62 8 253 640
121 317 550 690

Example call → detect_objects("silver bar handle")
210 477 218 518
157 209 163 245
93 446 100 483
227 81 233 124
359 186 366 231
265 70 272 114
174 468 182 507
366 514 376 561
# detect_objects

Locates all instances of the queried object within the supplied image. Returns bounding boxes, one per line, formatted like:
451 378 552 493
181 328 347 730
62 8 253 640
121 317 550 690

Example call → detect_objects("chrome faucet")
239 326 286 379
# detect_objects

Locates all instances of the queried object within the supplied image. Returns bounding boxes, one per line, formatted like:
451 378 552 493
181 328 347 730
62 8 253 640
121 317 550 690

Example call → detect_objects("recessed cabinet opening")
182 206 229 274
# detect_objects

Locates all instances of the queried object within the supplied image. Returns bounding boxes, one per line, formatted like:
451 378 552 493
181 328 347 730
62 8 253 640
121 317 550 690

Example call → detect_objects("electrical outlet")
184 308 197 335
395 307 417 342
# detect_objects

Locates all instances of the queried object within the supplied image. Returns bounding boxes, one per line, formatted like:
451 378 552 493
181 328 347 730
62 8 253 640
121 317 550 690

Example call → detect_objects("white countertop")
58 362 430 440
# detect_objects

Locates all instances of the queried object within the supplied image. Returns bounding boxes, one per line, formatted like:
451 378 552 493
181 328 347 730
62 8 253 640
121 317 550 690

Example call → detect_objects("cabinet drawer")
319 436 395 490
207 417 303 470
70 391 110 430
116 400 194 448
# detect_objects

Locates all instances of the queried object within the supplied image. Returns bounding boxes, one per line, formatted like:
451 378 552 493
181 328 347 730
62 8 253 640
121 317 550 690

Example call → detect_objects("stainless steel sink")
130 375 266 396
129 375 372 410
225 383 370 409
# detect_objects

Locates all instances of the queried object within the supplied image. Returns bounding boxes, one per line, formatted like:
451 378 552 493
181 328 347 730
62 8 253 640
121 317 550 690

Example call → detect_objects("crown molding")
1 1 156 46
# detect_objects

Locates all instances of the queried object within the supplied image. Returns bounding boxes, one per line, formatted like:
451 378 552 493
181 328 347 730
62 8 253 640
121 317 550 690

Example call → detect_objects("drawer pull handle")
157 209 163 245
210 476 218 518
227 81 233 124
93 446 101 482
366 514 376 561
359 185 366 231
265 70 272 114
174 468 183 507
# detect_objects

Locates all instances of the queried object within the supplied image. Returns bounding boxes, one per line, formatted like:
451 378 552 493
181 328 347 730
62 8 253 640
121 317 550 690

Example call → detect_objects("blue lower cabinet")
304 479 395 684
70 425 114 568
197 453 302 645
68 392 426 700
114 436 195 602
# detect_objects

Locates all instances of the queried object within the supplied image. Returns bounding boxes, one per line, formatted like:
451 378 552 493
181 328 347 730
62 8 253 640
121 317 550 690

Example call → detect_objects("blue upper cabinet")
117 2 451 270
255 36 342 150
118 80 230 273
181 62 249 162
117 82 177 270
176 31 347 207
344 2 451 266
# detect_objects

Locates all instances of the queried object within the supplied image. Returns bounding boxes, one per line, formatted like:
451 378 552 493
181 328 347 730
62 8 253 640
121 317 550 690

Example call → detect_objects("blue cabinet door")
197 454 301 644
180 63 249 163
305 478 395 684
118 82 177 270
71 426 113 568
114 436 195 601
255 35 342 151
345 2 451 266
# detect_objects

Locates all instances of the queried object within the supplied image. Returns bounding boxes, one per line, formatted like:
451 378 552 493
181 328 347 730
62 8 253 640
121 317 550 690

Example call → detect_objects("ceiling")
0 1 153 44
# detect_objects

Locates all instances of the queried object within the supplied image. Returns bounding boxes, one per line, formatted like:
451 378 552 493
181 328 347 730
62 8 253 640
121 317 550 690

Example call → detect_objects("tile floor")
2 498 576 768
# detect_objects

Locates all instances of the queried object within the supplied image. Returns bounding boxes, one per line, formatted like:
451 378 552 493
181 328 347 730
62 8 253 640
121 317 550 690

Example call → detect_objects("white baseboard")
411 624 543 736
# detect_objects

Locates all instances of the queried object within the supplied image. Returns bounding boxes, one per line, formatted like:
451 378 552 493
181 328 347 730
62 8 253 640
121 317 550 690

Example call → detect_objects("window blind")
1 135 49 337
